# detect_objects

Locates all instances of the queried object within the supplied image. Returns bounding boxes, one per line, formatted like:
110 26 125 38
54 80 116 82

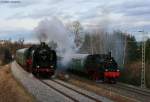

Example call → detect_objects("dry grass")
120 61 142 86
0 64 35 102
146 63 150 88
120 61 150 88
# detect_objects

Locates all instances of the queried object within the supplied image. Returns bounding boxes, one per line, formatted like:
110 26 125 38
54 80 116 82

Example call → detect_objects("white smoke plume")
82 28 125 65
34 17 76 66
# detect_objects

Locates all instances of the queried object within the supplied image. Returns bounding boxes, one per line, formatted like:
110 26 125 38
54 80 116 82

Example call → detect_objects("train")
15 42 120 83
16 42 57 77
58 52 120 83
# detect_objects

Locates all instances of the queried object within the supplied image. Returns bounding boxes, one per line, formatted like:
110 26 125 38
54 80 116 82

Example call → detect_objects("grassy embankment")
0 64 35 102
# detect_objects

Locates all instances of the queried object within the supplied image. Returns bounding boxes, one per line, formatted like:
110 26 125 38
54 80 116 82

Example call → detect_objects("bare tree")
67 21 84 48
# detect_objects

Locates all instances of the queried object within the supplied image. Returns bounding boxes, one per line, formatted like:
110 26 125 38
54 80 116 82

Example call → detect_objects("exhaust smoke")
34 17 76 67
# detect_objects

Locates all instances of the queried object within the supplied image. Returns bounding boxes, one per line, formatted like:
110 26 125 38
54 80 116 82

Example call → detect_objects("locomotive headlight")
51 65 54 68
117 69 120 72
36 66 40 68
105 69 108 71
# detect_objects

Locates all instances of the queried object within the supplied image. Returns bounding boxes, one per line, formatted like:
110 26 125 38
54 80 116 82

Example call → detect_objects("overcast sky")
0 0 150 41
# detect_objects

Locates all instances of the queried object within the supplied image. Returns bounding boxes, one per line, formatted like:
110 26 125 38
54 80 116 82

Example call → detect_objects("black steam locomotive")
16 42 57 77
58 52 120 83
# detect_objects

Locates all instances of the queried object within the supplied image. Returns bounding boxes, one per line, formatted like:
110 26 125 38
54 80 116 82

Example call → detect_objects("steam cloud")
88 29 125 65
34 17 76 66
34 17 125 67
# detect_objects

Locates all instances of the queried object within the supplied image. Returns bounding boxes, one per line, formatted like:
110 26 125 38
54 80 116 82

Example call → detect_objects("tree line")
68 21 150 65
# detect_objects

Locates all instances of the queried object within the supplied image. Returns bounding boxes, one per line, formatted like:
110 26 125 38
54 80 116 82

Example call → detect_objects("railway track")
113 82 150 97
39 79 79 102
39 79 112 102
12 62 113 102
104 83 150 102
71 73 150 97
68 74 150 102
13 61 150 102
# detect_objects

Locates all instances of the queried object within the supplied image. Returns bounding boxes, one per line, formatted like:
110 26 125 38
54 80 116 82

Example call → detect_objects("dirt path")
0 64 35 102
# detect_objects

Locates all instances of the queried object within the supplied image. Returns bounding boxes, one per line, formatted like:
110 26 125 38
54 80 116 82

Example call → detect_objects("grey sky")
0 0 150 41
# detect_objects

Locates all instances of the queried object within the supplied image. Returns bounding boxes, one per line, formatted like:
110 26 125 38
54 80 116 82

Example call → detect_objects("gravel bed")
44 80 95 102
53 79 113 102
11 62 73 102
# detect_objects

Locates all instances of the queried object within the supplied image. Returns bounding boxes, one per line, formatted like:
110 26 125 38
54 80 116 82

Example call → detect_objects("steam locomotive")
59 52 120 83
16 42 57 77
16 42 119 82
